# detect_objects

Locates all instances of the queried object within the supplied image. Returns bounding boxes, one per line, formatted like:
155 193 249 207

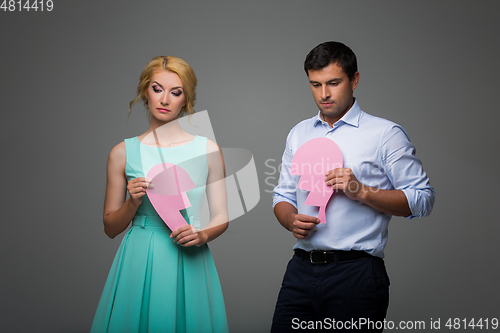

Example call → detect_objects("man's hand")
291 214 320 239
274 202 320 239
325 168 365 201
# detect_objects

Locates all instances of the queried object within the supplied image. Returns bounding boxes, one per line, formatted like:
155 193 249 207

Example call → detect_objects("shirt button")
314 228 318 231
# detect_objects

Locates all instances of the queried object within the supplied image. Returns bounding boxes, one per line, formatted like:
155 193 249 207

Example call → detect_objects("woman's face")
146 70 186 123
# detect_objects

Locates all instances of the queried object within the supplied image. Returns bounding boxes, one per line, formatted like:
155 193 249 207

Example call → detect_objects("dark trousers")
271 254 390 332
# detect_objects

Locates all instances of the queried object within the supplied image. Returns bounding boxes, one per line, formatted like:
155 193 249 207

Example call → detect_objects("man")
271 41 435 332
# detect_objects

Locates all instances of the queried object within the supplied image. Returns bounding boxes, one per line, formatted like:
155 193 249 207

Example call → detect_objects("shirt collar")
314 98 361 128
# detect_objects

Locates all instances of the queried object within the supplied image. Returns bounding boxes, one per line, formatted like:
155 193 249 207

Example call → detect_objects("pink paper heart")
146 163 196 231
291 138 343 223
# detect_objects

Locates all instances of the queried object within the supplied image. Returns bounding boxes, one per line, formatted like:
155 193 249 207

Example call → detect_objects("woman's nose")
161 93 169 105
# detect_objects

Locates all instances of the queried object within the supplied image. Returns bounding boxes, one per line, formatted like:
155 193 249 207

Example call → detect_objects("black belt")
294 249 371 264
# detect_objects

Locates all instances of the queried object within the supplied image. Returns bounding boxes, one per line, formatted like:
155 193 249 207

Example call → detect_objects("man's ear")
351 71 360 90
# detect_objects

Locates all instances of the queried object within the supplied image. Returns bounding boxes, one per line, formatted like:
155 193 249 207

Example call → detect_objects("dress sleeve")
273 130 299 209
379 125 435 219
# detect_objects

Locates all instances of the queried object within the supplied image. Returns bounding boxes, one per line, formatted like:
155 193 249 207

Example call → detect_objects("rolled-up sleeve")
380 125 435 219
273 131 299 209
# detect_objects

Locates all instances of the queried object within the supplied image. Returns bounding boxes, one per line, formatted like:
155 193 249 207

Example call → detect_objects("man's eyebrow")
309 78 342 84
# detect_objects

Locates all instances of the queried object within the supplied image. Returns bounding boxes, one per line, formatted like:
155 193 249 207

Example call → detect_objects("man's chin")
319 109 337 117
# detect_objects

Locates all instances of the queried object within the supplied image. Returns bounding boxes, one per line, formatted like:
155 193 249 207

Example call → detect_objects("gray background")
1 1 499 332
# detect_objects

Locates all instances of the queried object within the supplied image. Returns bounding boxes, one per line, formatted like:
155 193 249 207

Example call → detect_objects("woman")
91 56 229 333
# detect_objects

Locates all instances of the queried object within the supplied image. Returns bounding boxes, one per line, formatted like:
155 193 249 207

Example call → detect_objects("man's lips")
321 101 334 107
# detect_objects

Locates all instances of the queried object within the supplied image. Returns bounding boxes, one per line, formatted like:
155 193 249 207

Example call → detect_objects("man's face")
308 62 359 126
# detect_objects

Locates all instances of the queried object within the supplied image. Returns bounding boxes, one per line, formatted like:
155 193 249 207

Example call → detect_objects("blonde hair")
129 56 197 117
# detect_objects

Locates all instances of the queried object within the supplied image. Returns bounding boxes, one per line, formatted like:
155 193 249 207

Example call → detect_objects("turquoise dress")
91 136 228 333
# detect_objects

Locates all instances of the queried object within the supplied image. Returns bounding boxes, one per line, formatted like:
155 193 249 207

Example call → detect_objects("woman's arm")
102 142 151 238
171 139 228 246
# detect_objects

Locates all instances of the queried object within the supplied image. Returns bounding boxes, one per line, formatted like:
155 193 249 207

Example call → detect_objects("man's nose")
321 86 330 100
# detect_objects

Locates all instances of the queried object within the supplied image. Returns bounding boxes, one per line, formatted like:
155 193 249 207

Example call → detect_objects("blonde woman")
91 56 229 332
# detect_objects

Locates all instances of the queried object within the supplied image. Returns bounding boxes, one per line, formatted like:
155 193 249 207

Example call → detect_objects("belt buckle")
309 250 327 264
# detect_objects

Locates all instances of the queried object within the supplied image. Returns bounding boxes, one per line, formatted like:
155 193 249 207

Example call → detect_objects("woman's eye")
172 90 182 97
152 85 162 93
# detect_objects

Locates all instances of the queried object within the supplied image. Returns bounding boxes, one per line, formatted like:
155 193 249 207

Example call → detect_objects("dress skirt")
90 216 228 333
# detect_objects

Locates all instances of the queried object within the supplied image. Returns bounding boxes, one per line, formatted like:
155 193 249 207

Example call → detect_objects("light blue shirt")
273 99 435 258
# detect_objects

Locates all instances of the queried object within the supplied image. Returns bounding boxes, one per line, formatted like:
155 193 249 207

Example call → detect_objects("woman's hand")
170 225 208 247
126 177 153 207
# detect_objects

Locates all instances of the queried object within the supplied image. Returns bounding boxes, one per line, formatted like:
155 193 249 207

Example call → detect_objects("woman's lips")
157 108 170 113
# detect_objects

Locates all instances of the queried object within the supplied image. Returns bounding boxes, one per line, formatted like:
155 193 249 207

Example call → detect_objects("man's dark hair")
304 41 358 80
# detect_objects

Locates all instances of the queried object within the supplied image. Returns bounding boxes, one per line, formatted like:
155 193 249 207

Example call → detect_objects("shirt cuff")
401 187 435 219
272 194 298 210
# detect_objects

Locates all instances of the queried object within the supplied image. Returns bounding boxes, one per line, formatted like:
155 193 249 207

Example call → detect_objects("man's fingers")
291 214 319 239
294 226 309 234
293 232 306 239
295 214 320 223
294 221 317 231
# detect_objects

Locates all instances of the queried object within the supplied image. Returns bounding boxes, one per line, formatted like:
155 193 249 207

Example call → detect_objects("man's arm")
324 124 434 218
324 168 411 216
274 201 320 239
273 127 321 238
